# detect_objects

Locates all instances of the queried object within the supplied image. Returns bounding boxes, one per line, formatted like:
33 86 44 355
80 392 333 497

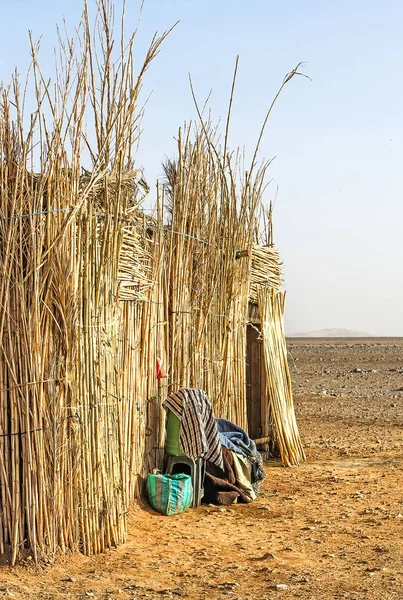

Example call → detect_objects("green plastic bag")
146 472 193 516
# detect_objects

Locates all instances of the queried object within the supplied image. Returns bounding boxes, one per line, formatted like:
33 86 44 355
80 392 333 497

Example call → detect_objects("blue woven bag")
146 472 193 516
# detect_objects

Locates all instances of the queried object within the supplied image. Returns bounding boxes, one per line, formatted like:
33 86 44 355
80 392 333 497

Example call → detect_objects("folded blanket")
231 452 256 502
204 446 252 506
216 418 265 492
216 418 257 457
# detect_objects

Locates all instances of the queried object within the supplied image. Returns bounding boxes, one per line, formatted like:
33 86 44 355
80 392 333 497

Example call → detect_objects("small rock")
123 585 138 592
270 584 289 591
373 545 389 553
260 552 278 560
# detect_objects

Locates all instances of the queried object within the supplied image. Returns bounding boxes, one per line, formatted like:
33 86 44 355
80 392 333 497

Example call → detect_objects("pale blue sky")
1 1 402 335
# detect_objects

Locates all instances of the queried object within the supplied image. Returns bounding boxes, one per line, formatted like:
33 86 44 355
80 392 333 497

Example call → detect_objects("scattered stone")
258 552 278 561
270 584 289 591
373 545 390 553
123 585 139 592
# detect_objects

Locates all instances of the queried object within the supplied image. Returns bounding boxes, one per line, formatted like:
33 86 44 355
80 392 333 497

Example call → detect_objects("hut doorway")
246 324 269 442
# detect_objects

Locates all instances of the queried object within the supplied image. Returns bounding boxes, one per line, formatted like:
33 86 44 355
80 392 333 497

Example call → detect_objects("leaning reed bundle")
257 288 306 466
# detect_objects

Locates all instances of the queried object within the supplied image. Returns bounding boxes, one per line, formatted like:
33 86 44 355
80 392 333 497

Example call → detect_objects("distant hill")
287 328 375 338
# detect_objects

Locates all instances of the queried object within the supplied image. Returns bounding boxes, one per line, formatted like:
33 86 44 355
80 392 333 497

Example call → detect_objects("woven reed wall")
0 0 303 564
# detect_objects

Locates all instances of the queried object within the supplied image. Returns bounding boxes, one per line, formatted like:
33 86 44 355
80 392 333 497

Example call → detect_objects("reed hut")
0 1 304 564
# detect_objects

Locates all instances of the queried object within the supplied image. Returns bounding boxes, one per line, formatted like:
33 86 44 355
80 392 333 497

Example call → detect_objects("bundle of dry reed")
161 122 266 428
0 0 170 563
157 57 303 428
249 244 282 301
257 287 306 466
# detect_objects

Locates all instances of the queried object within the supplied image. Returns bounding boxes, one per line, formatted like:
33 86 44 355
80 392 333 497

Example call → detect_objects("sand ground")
1 338 402 599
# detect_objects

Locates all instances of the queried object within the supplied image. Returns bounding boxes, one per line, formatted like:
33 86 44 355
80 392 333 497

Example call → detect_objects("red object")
156 357 166 380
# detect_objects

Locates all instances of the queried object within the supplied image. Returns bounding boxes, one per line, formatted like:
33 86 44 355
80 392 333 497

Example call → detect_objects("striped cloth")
163 388 224 470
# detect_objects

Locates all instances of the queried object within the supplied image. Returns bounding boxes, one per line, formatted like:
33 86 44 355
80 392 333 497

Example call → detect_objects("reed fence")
0 0 304 563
